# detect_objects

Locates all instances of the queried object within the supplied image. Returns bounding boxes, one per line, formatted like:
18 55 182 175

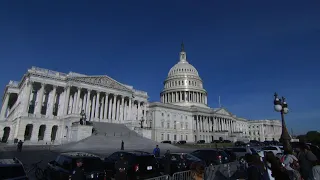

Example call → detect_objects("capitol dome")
161 43 208 108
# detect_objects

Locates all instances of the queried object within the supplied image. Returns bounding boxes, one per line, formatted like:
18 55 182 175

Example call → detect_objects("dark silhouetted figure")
115 153 128 180
297 143 317 180
121 140 124 150
265 151 290 180
164 150 171 175
71 159 85 180
17 140 23 152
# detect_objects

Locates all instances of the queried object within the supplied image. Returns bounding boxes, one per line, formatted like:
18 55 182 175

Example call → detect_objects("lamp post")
273 92 292 152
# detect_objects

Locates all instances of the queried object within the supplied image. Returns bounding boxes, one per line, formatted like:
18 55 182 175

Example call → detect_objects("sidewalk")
0 144 57 152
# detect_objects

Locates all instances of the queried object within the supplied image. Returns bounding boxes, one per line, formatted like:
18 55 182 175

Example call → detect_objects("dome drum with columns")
161 43 208 108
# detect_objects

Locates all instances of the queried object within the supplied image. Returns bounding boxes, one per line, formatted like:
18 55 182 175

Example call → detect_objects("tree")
306 131 320 145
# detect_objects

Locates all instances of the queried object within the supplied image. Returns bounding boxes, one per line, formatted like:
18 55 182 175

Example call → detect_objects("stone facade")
0 44 281 145
0 67 148 145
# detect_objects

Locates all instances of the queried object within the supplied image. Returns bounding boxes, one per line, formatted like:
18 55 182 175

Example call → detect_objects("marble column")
120 97 125 121
63 86 71 115
124 99 128 120
137 101 140 120
100 96 104 120
128 98 132 120
90 94 96 120
94 92 100 120
0 93 10 119
112 95 117 120
82 93 87 112
103 94 108 120
75 88 81 114
23 81 33 114
85 90 91 116
143 102 147 121
71 92 76 114
35 83 45 116
108 96 112 120
47 86 57 117
57 91 65 116
115 98 119 120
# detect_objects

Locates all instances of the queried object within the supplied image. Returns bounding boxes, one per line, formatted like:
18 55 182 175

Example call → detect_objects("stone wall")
70 124 92 142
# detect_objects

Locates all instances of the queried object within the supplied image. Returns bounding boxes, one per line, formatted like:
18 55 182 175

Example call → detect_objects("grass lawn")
174 143 233 149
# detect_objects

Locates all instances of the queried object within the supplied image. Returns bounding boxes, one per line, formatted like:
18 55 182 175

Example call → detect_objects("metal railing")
146 162 238 180
146 175 170 180
171 170 191 180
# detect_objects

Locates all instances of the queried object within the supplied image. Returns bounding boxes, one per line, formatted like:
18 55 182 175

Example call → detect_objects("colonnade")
193 115 240 133
161 91 207 104
19 81 147 122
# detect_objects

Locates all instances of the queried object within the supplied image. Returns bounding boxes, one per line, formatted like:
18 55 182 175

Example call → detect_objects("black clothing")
163 153 171 175
71 166 85 180
247 165 264 180
115 159 128 180
298 150 317 180
270 164 290 180
17 141 23 152
121 141 124 150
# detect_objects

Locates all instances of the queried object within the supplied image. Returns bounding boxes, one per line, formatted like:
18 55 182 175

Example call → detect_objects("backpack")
290 158 300 171
281 155 300 171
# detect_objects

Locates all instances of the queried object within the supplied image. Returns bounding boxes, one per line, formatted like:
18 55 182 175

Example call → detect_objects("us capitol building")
0 44 281 145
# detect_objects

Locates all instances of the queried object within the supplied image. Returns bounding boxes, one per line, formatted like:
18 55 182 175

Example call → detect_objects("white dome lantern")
160 43 208 108
274 104 282 112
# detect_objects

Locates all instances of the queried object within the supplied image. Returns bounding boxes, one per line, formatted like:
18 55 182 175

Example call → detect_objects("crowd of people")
59 142 320 180
245 142 320 180
181 142 320 180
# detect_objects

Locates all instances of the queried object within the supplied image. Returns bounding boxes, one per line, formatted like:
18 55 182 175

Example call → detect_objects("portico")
0 67 148 144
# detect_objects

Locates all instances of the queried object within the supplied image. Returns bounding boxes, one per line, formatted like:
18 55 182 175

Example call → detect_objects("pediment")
69 76 132 92
214 108 233 116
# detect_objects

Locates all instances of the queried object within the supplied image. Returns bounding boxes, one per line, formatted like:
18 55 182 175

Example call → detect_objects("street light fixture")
273 92 292 152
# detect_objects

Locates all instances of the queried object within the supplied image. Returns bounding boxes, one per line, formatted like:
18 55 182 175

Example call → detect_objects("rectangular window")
181 135 183 140
185 123 188 129
174 134 177 141
167 134 170 140
161 122 164 128
161 134 164 140
174 121 176 129
186 135 188 140
167 122 170 128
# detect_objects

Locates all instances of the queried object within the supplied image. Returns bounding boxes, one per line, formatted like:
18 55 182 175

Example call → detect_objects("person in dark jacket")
71 159 85 180
163 150 171 175
265 151 290 180
17 140 23 152
297 143 318 180
115 153 128 180
246 154 268 180
153 145 160 157
121 140 124 150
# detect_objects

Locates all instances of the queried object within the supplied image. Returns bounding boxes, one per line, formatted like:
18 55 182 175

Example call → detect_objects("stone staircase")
57 122 179 153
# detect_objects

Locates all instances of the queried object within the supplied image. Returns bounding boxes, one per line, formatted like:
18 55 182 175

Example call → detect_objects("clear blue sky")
0 0 319 134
